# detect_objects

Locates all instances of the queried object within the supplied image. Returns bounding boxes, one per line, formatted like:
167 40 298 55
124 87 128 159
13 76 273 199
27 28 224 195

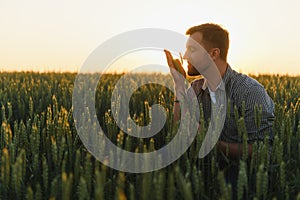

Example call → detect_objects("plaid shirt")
188 65 275 144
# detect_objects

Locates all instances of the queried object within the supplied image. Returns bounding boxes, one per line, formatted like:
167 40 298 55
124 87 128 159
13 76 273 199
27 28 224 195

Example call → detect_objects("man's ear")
210 48 220 61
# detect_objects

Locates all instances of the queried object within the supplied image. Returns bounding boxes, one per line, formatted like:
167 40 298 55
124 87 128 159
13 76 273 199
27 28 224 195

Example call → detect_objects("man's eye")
190 48 196 52
188 47 195 52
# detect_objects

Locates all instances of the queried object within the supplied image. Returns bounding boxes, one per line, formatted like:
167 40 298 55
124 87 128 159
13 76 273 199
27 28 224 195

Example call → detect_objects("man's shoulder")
230 70 264 93
227 70 272 107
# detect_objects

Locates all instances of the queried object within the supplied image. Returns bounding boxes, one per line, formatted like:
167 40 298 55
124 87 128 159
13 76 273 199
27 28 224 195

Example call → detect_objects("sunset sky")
1 0 300 75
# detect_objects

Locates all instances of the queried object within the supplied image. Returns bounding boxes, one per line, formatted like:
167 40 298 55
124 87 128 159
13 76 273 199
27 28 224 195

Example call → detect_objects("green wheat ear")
34 183 42 200
77 177 88 200
217 171 231 200
42 155 49 195
173 59 181 71
237 161 248 200
26 186 34 200
175 166 193 200
62 172 73 200
1 148 10 195
94 170 105 200
128 183 135 200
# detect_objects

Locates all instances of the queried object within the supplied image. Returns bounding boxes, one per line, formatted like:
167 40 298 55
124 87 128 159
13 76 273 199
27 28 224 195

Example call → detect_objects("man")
164 23 275 198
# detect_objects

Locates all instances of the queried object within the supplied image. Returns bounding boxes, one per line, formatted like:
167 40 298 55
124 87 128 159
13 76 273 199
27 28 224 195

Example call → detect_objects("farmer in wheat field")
164 23 275 199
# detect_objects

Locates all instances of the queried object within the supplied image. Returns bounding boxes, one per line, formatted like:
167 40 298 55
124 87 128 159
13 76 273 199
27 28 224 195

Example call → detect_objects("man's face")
183 32 212 76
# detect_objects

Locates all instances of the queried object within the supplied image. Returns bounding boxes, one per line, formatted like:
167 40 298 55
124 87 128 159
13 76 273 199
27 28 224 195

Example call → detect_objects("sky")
0 0 300 75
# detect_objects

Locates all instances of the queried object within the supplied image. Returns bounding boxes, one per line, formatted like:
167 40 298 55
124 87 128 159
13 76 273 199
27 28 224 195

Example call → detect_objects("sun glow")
0 0 299 75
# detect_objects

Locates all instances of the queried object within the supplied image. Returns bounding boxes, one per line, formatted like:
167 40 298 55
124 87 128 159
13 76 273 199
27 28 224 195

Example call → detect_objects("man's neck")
206 60 228 91
216 60 228 78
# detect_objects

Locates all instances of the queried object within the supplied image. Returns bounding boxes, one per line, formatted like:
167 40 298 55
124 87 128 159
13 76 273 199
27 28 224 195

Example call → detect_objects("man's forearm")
217 141 253 160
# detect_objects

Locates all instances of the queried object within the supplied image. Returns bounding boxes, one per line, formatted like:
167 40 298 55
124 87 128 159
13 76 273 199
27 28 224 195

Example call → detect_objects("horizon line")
0 69 299 77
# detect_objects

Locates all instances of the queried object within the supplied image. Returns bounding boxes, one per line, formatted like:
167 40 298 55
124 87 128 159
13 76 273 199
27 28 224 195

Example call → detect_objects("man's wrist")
175 89 186 101
175 85 185 92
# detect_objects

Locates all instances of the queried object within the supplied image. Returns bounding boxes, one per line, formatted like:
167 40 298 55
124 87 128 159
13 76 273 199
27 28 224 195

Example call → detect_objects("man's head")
184 23 229 76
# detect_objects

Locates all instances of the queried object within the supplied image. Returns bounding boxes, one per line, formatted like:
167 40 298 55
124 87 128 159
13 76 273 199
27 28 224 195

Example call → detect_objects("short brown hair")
186 23 229 61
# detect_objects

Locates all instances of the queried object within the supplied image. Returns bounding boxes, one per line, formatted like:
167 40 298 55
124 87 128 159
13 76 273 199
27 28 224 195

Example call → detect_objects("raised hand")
164 49 186 79
164 49 187 101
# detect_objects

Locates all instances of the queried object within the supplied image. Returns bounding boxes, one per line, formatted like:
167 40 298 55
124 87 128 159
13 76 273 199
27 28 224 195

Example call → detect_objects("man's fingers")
164 49 186 78
164 49 175 68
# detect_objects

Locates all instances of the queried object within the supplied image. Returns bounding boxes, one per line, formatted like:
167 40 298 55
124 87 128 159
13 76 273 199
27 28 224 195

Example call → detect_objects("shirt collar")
202 64 232 92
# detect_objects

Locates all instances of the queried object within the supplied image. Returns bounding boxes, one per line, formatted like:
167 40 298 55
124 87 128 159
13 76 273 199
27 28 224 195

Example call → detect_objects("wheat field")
0 72 299 199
